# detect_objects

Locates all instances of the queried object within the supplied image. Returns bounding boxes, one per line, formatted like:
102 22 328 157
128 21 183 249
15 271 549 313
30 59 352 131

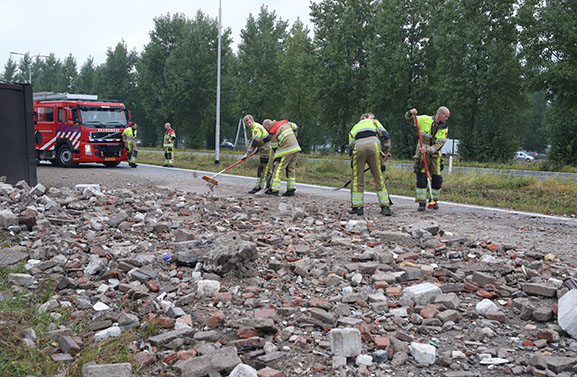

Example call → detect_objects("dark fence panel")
0 83 37 186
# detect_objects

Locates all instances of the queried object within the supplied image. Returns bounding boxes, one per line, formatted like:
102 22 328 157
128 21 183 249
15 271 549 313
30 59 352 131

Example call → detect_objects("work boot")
265 189 279 196
168 164 174 168
380 206 392 216
163 164 169 167
130 163 137 168
418 202 426 212
282 189 296 197
348 207 364 216
248 187 260 194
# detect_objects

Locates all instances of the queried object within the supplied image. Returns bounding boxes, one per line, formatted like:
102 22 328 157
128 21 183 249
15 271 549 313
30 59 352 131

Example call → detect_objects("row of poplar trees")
2 0 576 165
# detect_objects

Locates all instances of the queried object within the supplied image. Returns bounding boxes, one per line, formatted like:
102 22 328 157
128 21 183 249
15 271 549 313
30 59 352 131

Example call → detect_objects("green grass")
138 151 577 216
0 265 143 377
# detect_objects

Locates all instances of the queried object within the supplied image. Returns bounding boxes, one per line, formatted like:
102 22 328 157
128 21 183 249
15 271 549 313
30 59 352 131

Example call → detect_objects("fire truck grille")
94 145 123 157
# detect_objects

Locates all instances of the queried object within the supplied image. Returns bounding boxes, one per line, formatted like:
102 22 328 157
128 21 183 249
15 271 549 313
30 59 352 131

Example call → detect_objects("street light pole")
215 0 222 165
10 51 48 84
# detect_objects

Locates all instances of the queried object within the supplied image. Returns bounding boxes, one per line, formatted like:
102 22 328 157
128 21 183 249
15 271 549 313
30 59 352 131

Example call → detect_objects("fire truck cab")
33 92 131 167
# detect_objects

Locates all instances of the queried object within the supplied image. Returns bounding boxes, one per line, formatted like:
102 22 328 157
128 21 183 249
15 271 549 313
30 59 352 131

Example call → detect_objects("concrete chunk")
521 283 556 297
330 328 362 357
402 282 442 305
410 342 436 365
82 362 132 377
173 346 241 377
558 289 577 339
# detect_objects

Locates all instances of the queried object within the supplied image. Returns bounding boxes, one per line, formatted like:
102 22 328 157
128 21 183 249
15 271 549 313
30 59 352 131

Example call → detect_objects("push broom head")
202 175 218 185
427 199 436 209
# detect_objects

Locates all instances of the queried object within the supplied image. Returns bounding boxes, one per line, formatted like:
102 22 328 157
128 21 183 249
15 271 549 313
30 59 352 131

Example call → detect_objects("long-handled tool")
201 150 257 186
414 113 436 209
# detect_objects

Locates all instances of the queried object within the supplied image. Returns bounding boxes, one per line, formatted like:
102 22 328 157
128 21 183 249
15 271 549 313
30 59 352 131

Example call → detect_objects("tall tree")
278 19 319 151
310 0 378 150
519 0 577 165
162 10 234 148
15 53 32 84
61 54 78 93
236 6 288 121
33 53 65 92
137 13 189 146
93 41 139 110
1 58 18 82
430 0 528 161
366 0 434 158
76 57 96 94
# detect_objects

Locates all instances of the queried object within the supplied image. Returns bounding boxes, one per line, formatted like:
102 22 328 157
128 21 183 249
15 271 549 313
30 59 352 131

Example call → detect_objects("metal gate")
0 82 37 186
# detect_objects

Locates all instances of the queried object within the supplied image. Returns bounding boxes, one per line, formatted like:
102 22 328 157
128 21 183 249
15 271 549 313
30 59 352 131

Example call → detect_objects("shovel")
201 150 257 186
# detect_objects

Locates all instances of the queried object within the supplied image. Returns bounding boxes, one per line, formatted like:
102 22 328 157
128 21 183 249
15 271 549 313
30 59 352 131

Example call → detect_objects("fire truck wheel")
103 161 121 167
56 145 74 167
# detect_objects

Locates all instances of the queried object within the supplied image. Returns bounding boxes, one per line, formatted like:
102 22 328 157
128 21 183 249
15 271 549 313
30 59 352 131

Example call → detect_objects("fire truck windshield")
79 107 129 128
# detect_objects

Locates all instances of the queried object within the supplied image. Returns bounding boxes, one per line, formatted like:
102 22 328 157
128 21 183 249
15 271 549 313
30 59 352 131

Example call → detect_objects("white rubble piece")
94 326 121 342
558 289 577 339
330 328 362 357
197 280 221 297
74 184 101 192
229 363 258 377
402 282 442 305
476 299 499 316
410 342 436 365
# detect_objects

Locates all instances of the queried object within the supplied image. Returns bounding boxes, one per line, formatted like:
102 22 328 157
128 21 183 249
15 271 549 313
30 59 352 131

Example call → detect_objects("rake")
201 150 257 186
414 114 436 209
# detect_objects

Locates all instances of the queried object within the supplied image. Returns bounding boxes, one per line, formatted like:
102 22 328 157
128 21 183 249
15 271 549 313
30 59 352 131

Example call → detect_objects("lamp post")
10 51 49 84
215 0 222 165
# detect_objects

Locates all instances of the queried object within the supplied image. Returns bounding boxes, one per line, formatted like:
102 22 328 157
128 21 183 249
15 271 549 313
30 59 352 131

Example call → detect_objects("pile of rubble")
1 176 577 377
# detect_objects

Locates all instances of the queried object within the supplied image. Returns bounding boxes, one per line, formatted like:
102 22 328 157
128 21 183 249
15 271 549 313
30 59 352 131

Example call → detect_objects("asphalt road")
145 150 577 180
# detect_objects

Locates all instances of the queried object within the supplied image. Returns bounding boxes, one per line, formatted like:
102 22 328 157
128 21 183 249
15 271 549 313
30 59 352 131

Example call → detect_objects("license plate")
105 157 116 161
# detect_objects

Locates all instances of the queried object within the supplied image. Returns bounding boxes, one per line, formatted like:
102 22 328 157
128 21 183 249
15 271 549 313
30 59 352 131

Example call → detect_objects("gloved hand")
381 163 386 173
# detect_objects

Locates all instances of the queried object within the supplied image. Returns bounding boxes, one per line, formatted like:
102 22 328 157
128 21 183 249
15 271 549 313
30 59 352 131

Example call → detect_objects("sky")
0 0 318 71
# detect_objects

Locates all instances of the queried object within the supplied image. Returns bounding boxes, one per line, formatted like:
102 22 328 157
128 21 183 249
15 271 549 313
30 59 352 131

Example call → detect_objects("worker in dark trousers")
347 113 392 216
243 114 273 194
122 123 138 168
405 107 450 211
163 122 176 167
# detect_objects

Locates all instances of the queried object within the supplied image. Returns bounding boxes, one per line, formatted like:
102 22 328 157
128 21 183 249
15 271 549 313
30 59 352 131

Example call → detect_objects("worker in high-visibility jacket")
122 123 138 168
243 114 273 194
265 119 301 196
348 113 392 216
405 107 450 211
163 122 176 167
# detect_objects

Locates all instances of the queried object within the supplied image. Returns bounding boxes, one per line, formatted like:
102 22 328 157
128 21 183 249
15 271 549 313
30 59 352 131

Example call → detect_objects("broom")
201 150 257 186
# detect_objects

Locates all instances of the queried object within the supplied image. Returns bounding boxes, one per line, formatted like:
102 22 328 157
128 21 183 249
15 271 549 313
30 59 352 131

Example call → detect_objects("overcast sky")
0 0 318 71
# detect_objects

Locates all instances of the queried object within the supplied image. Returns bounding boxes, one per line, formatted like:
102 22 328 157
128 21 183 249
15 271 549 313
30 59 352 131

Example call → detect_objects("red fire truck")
33 92 132 167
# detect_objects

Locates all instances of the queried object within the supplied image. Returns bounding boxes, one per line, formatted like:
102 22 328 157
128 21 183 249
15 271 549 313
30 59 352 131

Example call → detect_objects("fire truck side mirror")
66 109 73 122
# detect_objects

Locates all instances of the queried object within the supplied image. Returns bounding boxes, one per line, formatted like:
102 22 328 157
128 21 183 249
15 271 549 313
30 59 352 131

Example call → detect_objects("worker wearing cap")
405 107 450 211
347 113 392 216
122 123 138 168
243 115 273 194
163 122 176 167
266 119 301 196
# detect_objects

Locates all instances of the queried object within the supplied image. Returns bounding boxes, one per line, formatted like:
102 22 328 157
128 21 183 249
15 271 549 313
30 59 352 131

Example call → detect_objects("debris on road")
1 175 577 376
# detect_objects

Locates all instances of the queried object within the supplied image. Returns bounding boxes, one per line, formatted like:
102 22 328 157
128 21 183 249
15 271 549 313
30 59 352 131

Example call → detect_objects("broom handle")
213 150 257 178
414 114 435 201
